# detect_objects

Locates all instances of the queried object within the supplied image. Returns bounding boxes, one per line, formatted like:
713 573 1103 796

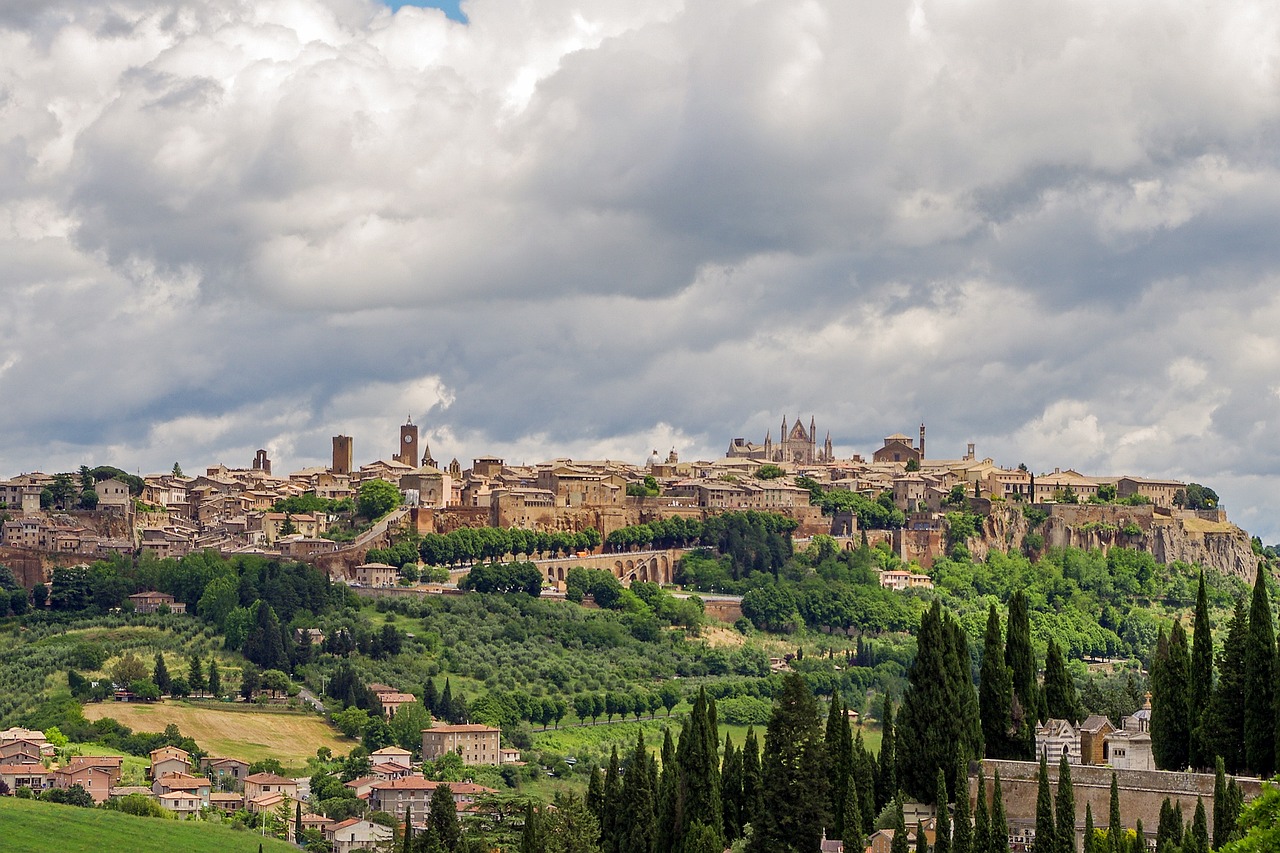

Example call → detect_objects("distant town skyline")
3 1 1279 541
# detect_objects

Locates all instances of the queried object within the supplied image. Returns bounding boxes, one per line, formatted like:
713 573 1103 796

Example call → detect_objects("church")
726 415 833 465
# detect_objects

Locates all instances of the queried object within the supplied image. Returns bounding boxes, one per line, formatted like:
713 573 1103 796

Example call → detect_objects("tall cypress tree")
740 725 763 832
1005 590 1039 757
1107 773 1122 853
878 699 897 810
973 769 990 853
899 602 982 802
890 799 910 853
720 734 742 842
980 604 1015 760
935 769 952 853
520 802 541 853
1043 641 1079 724
825 699 849 839
424 678 439 718
748 673 829 853
153 653 171 695
1212 757 1234 851
1243 569 1275 777
1188 572 1214 769
1055 755 1075 853
854 730 877 839
602 747 622 852
587 766 606 828
1189 798 1209 853
1083 804 1096 853
1155 798 1178 852
1032 754 1055 853
1206 599 1248 773
952 758 972 853
621 732 657 853
675 689 723 849
989 770 1009 853
916 820 929 853
1152 622 1191 770
656 728 679 853
207 657 221 698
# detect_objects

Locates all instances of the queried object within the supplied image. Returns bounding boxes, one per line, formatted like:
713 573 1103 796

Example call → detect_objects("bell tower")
396 417 419 467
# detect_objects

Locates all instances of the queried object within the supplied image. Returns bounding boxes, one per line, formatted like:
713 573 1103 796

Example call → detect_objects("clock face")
404 434 413 443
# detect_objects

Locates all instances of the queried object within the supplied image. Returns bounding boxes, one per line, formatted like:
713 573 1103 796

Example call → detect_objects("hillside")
0 796 297 853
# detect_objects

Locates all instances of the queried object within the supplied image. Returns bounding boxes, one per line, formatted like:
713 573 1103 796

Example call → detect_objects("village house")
879 569 934 591
326 817 395 853
149 745 192 778
210 791 245 812
0 763 52 793
367 776 438 815
157 790 203 818
152 772 211 805
353 563 399 587
244 771 298 812
53 756 123 804
129 590 185 615
421 724 502 766
202 756 250 788
0 738 47 764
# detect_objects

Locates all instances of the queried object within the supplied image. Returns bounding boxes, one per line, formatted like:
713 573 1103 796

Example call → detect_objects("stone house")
326 817 394 853
157 790 202 818
149 745 191 779
421 724 502 765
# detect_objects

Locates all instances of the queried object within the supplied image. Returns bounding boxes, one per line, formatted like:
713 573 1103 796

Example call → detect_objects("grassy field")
82 700 353 767
0 796 297 853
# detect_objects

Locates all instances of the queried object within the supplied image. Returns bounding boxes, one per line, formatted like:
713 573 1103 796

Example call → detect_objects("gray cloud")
3 0 1280 538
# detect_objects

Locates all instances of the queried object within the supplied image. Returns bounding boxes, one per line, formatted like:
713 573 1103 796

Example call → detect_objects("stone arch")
557 566 565 582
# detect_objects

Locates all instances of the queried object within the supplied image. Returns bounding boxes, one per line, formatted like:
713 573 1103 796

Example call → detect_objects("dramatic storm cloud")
4 0 1280 537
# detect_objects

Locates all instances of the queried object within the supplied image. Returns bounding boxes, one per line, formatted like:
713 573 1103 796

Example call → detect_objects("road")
298 686 327 714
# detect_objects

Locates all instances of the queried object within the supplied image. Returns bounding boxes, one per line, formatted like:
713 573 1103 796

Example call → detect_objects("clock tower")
395 418 419 467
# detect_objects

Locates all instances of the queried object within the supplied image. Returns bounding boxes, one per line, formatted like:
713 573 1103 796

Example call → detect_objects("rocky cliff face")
975 503 1259 582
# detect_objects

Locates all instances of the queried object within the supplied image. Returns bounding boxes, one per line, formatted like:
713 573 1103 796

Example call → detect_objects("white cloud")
3 0 1280 539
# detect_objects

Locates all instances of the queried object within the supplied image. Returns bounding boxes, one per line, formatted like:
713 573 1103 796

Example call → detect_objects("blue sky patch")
385 0 467 24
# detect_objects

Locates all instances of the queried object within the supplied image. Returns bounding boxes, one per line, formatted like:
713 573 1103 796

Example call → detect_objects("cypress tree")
844 765 864 844
427 784 459 852
1083 804 1096 853
296 801 304 847
1156 798 1179 852
720 734 742 842
1212 757 1233 851
990 770 1009 853
207 657 221 697
890 798 910 853
1107 773 1122 853
917 820 930 853
953 758 972 853
153 653 171 695
440 679 454 724
1172 801 1184 848
878 699 897 810
1131 820 1143 853
1055 755 1075 853
1206 598 1248 773
587 766 606 827
656 728 679 853
1188 572 1214 769
1189 798 1208 853
1043 641 1080 724
1032 754 1055 853
1005 591 1039 738
187 653 204 696
826 699 849 839
899 603 982 801
748 672 829 853
973 768 990 853
520 802 540 853
621 732 657 853
1151 622 1191 770
602 746 622 851
424 678 439 718
676 689 723 848
855 730 877 839
980 604 1015 760
935 769 952 853
1243 569 1275 777
740 725 763 831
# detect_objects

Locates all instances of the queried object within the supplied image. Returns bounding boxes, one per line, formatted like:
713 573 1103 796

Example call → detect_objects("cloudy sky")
4 0 1280 539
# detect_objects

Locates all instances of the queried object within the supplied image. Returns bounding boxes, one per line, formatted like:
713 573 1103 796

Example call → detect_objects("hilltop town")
0 416 1254 588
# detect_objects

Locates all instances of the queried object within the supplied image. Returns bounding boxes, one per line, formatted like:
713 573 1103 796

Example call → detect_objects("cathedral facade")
726 415 833 465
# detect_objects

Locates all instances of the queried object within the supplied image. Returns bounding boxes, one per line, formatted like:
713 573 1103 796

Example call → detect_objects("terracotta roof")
422 724 501 733
245 772 296 785
371 777 438 791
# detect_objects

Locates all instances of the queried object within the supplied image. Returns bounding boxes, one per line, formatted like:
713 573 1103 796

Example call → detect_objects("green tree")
1206 599 1248 773
748 672 829 853
1055 756 1075 853
898 602 983 802
207 657 221 698
676 689 723 849
980 604 1016 759
1083 804 1097 853
656 729 680 853
953 757 972 853
878 699 897 810
721 734 743 843
1214 757 1244 850
1032 755 1055 853
1043 641 1080 724
543 792 602 853
990 770 1009 853
357 478 402 520
621 732 657 853
1106 774 1122 853
1189 797 1209 853
973 768 990 853
1243 570 1275 777
1005 590 1039 757
1150 622 1191 770
242 601 286 671
1189 572 1214 769
741 725 763 832
428 783 460 851
151 653 171 695
521 802 542 853
187 654 205 697
891 799 910 853
936 769 952 853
